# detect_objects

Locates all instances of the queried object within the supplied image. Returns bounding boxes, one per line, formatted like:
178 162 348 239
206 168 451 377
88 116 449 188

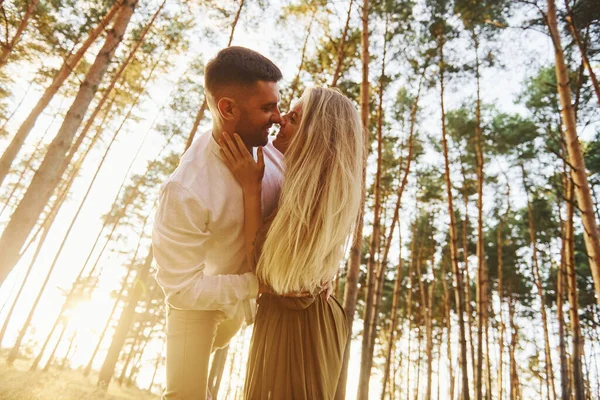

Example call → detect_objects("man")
152 47 284 400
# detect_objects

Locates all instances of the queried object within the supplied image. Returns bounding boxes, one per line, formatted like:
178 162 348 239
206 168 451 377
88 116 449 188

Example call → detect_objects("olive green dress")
244 214 350 400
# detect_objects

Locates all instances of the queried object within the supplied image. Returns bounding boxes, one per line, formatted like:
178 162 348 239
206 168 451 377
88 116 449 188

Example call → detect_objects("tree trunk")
0 1 121 187
381 252 402 400
557 164 571 400
148 354 162 392
565 175 586 400
62 0 165 174
184 0 244 151
460 164 476 382
284 10 315 110
60 330 77 370
0 206 58 347
208 345 229 398
118 333 141 385
42 322 67 372
0 118 54 219
359 19 388 396
522 166 557 400
5 179 71 365
497 186 511 400
336 0 369 397
442 257 455 399
0 0 138 287
473 32 485 400
546 0 600 307
83 209 151 375
331 0 354 87
0 0 39 67
415 248 434 400
438 24 470 400
414 324 422 400
557 239 570 400
406 222 419 400
97 247 152 388
508 293 520 400
563 2 600 107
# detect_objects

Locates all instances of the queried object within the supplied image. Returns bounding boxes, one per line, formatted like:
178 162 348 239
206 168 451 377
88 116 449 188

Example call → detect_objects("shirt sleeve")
152 181 259 311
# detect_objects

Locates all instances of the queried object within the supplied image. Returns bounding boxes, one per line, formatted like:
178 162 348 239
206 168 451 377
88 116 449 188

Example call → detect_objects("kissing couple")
152 46 364 399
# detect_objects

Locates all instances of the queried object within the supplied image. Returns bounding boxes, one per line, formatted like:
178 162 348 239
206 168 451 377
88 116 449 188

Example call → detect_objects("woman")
219 87 364 399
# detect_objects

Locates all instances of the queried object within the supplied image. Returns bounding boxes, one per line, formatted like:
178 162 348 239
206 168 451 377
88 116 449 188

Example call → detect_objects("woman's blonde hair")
256 87 364 294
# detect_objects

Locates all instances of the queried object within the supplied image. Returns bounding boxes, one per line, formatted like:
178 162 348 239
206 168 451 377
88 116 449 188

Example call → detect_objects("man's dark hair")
204 46 282 95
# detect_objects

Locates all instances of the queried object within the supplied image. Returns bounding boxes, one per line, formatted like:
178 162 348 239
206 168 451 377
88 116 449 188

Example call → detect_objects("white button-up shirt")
152 130 284 322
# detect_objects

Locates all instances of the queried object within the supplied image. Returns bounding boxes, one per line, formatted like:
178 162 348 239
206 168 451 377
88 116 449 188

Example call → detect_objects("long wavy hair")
256 87 364 294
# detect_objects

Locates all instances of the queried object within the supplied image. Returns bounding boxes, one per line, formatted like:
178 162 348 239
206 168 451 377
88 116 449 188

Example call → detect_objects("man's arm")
152 181 258 310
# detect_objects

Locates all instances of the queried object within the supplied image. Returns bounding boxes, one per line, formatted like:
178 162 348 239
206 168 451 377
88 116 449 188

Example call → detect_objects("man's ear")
217 97 238 121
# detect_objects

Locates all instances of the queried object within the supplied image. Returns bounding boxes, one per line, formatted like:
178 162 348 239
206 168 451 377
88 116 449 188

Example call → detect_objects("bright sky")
0 0 599 399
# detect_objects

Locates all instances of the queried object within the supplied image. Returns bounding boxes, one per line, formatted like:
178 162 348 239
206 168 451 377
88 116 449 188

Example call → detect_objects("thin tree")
359 16 388 395
497 183 511 400
521 165 556 400
0 0 39 67
437 18 470 400
336 0 369 397
564 174 585 400
330 0 354 87
184 0 245 151
284 8 316 110
97 248 153 387
563 0 600 107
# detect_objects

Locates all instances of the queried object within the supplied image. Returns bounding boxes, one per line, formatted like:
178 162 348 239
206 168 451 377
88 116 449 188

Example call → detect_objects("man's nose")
271 107 282 124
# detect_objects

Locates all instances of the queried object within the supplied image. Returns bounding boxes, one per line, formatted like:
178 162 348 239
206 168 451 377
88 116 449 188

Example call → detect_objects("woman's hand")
219 132 264 191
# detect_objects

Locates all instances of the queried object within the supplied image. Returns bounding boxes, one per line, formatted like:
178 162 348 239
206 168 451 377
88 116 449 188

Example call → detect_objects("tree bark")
83 233 147 376
359 18 388 395
331 0 354 87
42 321 67 372
284 9 315 110
415 246 434 400
522 165 557 400
335 0 369 396
508 293 520 400
497 184 510 400
208 345 229 398
546 0 600 307
563 1 600 108
565 175 586 400
0 0 121 187
438 24 470 400
0 0 39 67
184 0 244 151
442 257 455 399
97 248 153 387
380 242 402 399
0 199 61 348
5 179 71 365
0 0 138 287
473 32 486 400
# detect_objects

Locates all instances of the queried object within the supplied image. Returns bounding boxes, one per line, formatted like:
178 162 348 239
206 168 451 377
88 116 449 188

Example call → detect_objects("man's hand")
258 281 272 295
322 280 334 301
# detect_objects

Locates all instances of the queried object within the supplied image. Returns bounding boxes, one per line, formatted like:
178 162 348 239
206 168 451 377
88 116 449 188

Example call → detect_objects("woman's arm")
218 132 264 272
240 181 263 271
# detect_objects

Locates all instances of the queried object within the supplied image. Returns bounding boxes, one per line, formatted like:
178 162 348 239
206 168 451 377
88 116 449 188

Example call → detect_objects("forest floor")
0 358 158 400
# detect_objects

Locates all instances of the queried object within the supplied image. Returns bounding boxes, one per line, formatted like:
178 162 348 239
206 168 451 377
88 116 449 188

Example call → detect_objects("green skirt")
244 293 349 399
